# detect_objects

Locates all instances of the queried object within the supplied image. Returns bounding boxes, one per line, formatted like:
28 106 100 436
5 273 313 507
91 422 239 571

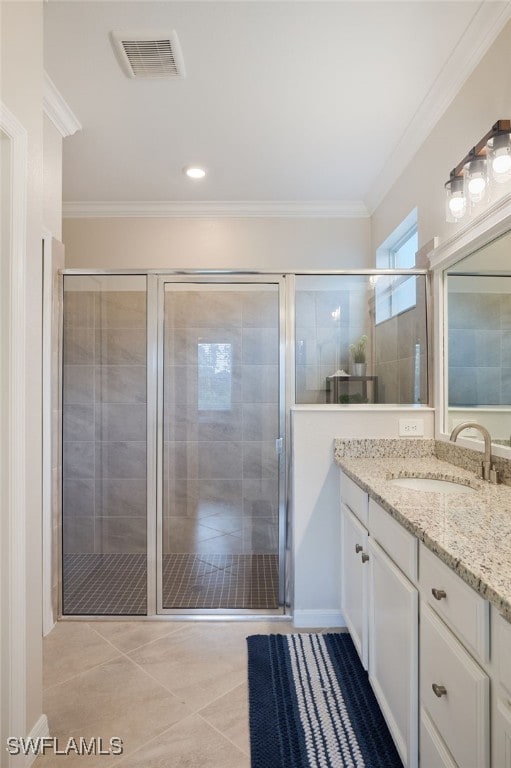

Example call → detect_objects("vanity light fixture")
445 119 511 223
183 165 206 179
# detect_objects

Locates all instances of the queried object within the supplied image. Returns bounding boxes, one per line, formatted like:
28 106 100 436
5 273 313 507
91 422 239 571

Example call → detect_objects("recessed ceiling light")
183 165 206 179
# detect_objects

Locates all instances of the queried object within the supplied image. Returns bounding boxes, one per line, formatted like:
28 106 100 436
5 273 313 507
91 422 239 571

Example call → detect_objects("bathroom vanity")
336 438 511 768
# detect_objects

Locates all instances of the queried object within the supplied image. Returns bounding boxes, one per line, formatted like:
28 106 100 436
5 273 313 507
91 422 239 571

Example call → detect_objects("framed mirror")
444 225 511 451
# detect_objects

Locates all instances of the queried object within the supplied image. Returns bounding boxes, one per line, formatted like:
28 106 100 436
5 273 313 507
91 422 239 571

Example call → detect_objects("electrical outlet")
399 418 424 437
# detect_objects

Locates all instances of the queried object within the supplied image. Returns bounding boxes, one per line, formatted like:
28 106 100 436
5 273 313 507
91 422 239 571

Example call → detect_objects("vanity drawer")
368 498 417 582
420 542 489 663
340 471 368 526
421 604 490 768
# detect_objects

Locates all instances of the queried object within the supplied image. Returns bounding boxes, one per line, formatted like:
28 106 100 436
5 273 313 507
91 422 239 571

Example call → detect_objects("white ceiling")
43 1 511 216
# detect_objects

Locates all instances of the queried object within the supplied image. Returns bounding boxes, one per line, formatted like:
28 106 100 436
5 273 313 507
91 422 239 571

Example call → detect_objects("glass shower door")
62 275 147 615
160 281 283 611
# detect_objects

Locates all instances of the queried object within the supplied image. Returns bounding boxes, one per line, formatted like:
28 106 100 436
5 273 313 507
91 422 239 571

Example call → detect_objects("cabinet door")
368 537 418 768
340 502 368 670
494 698 511 768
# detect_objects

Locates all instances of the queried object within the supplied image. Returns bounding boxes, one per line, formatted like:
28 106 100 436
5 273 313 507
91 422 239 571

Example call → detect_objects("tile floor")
63 553 279 614
37 619 344 767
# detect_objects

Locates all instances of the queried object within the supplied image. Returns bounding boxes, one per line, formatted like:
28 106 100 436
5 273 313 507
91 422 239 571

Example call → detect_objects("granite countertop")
334 438 511 623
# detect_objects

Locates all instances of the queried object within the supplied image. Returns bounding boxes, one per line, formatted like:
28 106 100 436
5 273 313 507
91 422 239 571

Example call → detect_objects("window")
198 342 232 411
375 211 418 324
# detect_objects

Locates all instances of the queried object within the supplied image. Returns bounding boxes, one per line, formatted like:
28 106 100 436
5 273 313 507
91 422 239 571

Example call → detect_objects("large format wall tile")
95 404 146 441
63 479 94 518
63 291 95 328
63 327 95 365
95 441 147 479
242 365 278 403
95 328 146 365
242 290 278 327
94 516 147 553
95 365 146 403
63 517 94 553
63 365 95 404
96 291 146 329
242 403 278 442
63 405 95 442
95 478 146 517
63 442 95 479
198 441 243 479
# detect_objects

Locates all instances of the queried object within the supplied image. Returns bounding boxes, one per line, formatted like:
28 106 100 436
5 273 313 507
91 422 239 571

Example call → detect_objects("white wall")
291 406 434 627
43 115 62 240
62 216 371 271
371 19 511 256
1 0 45 747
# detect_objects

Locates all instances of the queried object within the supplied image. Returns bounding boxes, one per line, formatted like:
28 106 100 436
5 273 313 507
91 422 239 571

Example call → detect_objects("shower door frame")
153 273 288 616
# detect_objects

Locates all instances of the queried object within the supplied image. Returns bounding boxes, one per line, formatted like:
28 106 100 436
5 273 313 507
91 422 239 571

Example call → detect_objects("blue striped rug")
247 633 403 768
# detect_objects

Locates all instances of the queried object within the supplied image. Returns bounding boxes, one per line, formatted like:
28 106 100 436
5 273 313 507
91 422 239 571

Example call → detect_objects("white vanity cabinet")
340 502 369 669
493 612 511 768
419 542 490 768
339 465 511 768
340 472 418 768
368 537 418 768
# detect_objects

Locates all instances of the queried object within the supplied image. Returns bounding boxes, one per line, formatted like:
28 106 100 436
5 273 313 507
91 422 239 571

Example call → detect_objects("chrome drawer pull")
361 553 370 564
355 544 363 553
432 683 447 698
432 588 447 601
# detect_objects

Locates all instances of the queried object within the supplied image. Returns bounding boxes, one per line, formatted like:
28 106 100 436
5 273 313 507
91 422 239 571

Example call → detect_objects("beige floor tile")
127 623 250 711
91 620 186 653
199 681 250 756
43 622 120 689
115 713 250 768
43 655 191 767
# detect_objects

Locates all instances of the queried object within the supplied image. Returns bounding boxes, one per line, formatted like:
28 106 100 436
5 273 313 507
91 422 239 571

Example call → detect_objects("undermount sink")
388 477 476 494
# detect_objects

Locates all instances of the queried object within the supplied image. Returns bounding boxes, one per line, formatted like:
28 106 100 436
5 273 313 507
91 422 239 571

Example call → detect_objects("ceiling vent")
110 30 185 79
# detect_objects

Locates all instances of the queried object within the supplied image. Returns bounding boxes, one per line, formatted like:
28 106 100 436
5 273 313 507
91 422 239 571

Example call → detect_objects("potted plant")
349 334 368 376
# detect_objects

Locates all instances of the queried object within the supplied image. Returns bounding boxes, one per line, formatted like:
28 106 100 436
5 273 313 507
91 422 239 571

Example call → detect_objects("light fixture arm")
446 119 511 183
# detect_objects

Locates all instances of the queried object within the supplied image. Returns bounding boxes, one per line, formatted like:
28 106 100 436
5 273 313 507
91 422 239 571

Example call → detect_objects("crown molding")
365 0 511 214
62 200 369 219
43 72 82 138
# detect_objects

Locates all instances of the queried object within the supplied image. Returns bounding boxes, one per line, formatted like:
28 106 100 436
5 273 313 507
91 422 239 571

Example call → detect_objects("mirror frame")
429 192 511 457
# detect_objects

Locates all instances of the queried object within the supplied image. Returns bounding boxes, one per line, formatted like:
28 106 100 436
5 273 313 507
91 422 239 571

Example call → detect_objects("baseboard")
292 609 346 628
24 714 49 768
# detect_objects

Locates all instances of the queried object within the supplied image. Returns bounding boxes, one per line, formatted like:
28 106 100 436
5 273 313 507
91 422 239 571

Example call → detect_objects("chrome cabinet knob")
361 553 370 564
432 588 447 601
355 544 363 553
432 683 447 698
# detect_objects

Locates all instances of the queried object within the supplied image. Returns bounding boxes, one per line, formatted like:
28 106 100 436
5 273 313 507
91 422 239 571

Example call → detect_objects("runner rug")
247 633 403 768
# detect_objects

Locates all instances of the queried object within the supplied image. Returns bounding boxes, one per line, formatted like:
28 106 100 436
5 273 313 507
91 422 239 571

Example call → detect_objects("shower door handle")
275 438 283 455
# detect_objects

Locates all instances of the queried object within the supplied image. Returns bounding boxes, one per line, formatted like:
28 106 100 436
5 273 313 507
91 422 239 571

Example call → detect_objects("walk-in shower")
60 270 429 617
61 274 286 616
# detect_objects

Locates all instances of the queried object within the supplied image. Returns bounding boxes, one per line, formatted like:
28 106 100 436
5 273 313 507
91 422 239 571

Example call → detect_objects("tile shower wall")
62 283 147 556
295 283 369 404
374 295 428 404
163 288 279 561
448 292 511 405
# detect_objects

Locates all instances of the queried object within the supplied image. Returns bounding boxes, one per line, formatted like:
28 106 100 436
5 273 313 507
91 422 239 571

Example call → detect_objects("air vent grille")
110 30 185 79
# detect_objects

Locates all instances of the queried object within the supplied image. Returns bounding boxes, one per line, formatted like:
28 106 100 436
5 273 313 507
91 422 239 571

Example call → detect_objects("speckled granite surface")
334 438 511 623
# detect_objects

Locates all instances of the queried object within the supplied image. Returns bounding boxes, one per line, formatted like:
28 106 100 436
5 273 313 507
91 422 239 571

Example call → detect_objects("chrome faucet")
449 422 498 483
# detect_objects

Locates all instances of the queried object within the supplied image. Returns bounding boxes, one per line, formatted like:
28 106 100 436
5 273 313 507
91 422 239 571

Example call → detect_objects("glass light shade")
445 177 467 222
463 157 489 206
487 133 511 185
183 165 206 179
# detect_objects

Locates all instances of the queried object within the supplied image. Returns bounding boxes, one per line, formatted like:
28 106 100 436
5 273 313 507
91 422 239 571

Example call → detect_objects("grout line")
196 711 251 758
90 620 187 654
